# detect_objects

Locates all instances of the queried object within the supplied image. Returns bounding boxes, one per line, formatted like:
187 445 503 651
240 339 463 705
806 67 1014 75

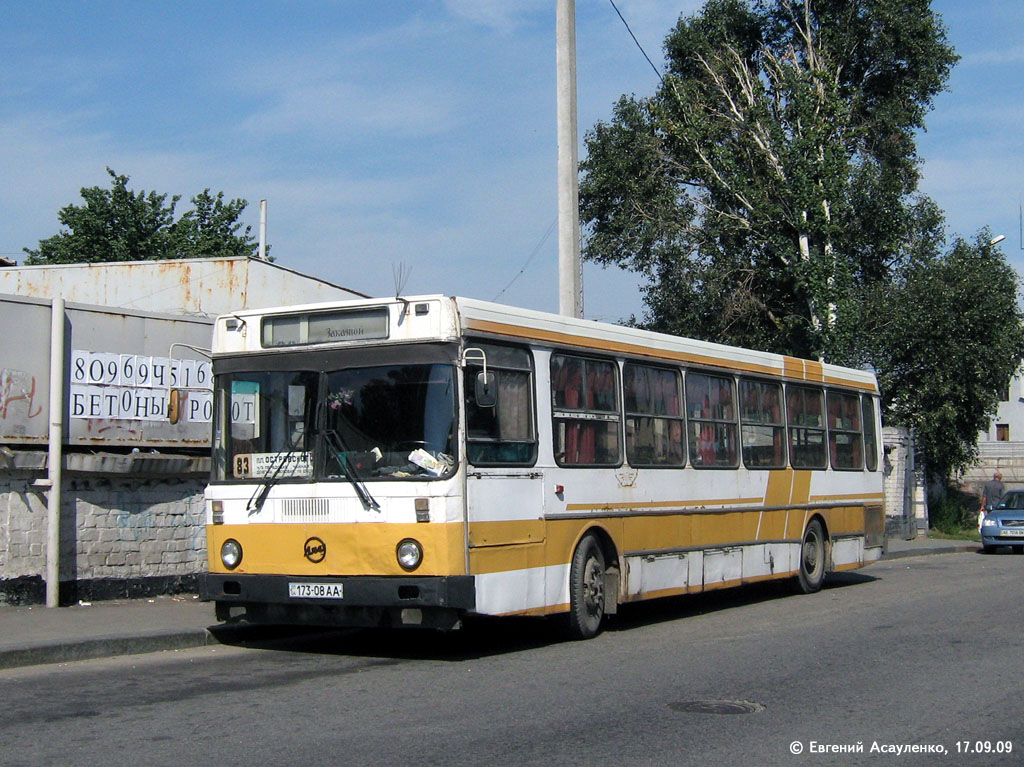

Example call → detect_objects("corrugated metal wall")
1 294 213 448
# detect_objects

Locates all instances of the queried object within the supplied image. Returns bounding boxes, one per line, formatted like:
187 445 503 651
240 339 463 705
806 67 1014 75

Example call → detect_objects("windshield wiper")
246 434 303 516
323 428 381 512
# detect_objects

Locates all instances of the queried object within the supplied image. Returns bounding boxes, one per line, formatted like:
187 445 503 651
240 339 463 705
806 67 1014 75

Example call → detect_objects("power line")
607 0 665 85
493 218 557 302
496 3 661 308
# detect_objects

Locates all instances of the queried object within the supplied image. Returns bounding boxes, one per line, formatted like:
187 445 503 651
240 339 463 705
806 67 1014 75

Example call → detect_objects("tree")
24 168 258 264
865 232 1024 482
581 0 1024 483
580 0 958 363
168 189 259 260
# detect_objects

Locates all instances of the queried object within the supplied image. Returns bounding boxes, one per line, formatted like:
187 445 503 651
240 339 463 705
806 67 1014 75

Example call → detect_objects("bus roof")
215 295 878 392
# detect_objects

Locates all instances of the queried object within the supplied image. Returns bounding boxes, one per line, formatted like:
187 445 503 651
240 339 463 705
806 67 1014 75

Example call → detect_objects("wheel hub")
804 532 821 572
583 560 604 614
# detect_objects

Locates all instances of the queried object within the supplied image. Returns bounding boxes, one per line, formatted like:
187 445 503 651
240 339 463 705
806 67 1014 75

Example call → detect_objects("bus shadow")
209 571 878 661
209 614 566 661
605 570 878 633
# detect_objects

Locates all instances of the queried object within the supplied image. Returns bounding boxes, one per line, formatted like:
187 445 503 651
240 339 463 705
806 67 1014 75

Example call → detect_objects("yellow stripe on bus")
810 492 885 502
466 319 877 391
564 497 763 512
467 505 872 575
206 522 466 577
764 469 795 506
208 504 877 579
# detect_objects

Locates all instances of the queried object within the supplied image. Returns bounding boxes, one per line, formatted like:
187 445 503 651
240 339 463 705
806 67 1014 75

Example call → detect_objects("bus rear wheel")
566 534 606 640
796 519 826 594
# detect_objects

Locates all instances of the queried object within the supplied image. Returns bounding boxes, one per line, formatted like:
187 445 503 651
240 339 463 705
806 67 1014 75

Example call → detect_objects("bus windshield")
214 363 457 482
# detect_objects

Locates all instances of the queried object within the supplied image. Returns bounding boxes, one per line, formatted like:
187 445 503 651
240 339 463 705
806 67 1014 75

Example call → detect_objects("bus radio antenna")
393 262 411 298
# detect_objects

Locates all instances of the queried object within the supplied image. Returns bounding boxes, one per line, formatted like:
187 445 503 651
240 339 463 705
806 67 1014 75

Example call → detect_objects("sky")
1 1 1022 324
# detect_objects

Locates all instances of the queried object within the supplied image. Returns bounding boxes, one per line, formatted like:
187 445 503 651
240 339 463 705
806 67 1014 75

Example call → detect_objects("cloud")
959 44 1024 67
229 17 466 143
240 79 460 141
0 110 263 254
441 0 549 32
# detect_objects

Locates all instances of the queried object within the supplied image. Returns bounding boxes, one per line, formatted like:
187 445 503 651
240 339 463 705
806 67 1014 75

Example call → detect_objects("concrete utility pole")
556 0 583 318
258 200 268 260
46 297 65 608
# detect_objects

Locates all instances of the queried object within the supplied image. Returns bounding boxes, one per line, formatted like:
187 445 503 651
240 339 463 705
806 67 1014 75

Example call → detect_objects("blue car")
980 490 1024 553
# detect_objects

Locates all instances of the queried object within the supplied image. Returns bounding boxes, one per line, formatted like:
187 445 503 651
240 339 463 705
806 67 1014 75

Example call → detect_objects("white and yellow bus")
199 296 885 638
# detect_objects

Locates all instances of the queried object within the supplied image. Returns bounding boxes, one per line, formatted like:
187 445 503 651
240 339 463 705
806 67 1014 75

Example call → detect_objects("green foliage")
579 0 1024 484
169 189 259 260
928 485 981 536
580 0 958 363
865 232 1024 482
24 168 258 264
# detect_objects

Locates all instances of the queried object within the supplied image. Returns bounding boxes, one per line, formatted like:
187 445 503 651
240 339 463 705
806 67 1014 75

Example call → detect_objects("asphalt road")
1 551 1021 767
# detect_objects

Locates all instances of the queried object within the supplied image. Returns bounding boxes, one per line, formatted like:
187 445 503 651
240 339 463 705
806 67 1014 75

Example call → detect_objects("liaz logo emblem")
303 537 327 563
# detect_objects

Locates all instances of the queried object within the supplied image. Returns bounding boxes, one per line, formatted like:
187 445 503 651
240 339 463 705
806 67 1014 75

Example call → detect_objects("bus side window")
787 385 827 469
464 342 537 466
828 390 863 470
685 372 738 467
551 354 621 466
624 362 684 467
739 378 786 469
862 395 878 472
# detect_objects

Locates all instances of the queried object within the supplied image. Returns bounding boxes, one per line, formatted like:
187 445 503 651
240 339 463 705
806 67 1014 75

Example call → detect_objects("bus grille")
281 498 331 522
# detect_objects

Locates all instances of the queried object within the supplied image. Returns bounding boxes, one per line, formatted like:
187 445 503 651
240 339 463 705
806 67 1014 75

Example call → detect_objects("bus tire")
796 518 826 594
566 534 606 640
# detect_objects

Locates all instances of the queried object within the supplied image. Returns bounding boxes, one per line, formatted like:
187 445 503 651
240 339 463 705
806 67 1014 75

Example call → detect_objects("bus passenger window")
551 354 621 466
827 391 863 470
787 386 827 469
740 379 785 469
685 372 738 467
464 342 537 465
862 395 878 471
624 363 684 466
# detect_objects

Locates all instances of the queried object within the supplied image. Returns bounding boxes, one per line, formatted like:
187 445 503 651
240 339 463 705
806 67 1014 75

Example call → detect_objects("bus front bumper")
200 573 476 631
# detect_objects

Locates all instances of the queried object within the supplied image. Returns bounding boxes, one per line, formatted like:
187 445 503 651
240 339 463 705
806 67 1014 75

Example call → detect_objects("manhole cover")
668 699 766 715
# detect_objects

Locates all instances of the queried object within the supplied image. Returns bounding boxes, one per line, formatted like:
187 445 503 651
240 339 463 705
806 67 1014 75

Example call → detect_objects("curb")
0 628 215 671
882 542 981 561
0 623 334 671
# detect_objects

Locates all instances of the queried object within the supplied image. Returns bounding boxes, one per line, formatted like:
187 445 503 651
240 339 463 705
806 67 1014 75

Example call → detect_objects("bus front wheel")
566 534 606 640
796 518 827 594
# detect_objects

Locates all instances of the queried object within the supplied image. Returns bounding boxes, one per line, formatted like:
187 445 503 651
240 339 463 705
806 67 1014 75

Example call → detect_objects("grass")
928 485 983 539
927 528 981 542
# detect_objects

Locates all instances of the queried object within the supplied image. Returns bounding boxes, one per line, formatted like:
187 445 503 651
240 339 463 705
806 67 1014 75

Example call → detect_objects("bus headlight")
396 538 423 571
221 539 243 570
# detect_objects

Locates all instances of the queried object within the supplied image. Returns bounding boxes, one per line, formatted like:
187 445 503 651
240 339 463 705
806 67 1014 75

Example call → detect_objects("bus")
199 295 885 639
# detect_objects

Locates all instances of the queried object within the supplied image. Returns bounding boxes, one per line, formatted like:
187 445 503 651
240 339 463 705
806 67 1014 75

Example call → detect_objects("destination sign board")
261 308 389 348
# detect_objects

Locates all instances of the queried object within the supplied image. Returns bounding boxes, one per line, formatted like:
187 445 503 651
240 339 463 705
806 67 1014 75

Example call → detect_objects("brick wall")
1 472 206 605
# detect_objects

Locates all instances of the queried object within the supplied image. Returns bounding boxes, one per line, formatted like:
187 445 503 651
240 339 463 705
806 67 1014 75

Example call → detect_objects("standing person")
979 471 1006 529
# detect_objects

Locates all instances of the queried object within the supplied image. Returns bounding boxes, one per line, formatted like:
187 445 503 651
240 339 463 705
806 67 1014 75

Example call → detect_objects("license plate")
1001 529 1024 537
288 582 344 599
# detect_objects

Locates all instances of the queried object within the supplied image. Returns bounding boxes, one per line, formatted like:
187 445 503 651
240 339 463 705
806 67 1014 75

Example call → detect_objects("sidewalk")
0 536 982 671
0 594 224 670
883 534 980 559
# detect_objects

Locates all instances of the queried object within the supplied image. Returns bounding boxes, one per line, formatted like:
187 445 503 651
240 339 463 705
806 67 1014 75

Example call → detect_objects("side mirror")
475 371 497 408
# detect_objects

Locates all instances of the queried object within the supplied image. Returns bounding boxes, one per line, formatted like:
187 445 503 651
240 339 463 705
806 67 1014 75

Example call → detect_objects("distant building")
0 255 367 316
968 364 1024 493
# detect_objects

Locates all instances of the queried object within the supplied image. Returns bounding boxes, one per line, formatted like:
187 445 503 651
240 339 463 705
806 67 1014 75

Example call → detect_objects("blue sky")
2 1 1022 323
